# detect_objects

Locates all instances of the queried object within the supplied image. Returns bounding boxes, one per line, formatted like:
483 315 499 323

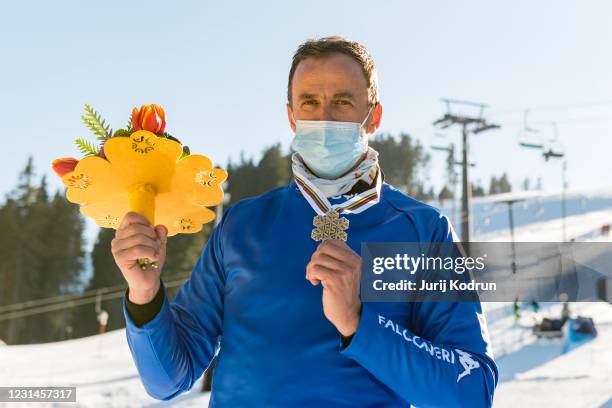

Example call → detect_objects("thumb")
154 224 168 244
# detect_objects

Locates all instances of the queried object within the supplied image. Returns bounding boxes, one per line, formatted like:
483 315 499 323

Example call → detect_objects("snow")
1 189 611 407
0 313 610 408
482 202 612 407
434 185 612 240
476 208 612 242
0 330 210 407
491 302 612 408
474 185 612 205
3 301 612 407
5 303 612 408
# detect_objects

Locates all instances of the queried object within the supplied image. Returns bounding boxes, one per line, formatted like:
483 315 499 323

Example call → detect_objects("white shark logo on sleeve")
455 349 480 383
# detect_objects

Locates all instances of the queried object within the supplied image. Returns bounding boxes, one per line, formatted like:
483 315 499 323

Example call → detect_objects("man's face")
287 53 382 134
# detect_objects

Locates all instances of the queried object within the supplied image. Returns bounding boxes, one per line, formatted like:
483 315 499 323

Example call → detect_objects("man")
113 36 498 407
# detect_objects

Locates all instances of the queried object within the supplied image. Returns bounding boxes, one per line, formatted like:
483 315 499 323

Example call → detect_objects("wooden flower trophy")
52 104 227 270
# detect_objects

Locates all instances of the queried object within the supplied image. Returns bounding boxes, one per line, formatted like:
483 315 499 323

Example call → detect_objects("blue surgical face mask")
290 107 374 179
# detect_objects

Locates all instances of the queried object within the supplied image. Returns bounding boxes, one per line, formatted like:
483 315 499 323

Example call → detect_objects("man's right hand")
111 211 168 304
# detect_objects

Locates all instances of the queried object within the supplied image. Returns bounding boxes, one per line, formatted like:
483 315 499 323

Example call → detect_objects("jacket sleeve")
124 277 165 327
341 213 498 408
122 211 228 401
340 301 497 408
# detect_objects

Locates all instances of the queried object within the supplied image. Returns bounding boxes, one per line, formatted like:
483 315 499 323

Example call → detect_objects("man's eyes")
333 99 353 107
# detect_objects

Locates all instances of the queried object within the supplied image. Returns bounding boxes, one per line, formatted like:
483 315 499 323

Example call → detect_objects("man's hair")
287 36 379 108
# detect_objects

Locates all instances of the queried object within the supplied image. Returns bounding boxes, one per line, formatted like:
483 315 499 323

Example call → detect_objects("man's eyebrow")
332 91 356 100
297 91 357 100
297 92 318 100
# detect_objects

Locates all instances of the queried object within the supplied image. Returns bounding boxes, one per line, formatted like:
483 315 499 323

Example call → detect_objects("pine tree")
227 144 292 205
498 173 512 193
438 186 454 201
0 199 20 343
2 157 45 343
472 181 486 197
164 226 212 282
522 177 531 191
488 173 512 195
445 144 458 196
41 190 86 341
370 133 430 199
74 227 127 337
489 176 499 195
256 144 292 192
0 158 86 344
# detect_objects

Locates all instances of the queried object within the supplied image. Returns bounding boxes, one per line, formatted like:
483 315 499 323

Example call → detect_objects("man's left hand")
306 239 362 337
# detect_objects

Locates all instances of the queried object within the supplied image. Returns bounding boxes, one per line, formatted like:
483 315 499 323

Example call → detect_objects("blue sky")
1 1 610 248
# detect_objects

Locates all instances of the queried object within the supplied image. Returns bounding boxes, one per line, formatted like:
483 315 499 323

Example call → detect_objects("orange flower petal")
142 108 162 133
153 104 166 132
138 105 148 128
52 157 79 177
157 105 166 133
155 105 166 122
131 107 141 130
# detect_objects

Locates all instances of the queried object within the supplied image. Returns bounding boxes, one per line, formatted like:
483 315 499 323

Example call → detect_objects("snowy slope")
1 200 611 407
491 301 612 408
0 329 210 407
483 208 612 407
476 208 612 242
2 302 612 408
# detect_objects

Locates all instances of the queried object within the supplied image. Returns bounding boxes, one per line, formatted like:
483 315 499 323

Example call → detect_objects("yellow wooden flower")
60 130 227 236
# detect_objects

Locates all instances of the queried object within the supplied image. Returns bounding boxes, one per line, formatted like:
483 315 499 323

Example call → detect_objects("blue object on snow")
563 316 597 353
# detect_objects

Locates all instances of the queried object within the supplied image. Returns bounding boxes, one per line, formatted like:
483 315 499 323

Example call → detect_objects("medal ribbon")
294 169 382 217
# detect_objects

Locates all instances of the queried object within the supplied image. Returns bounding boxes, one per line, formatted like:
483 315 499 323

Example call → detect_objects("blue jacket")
123 182 498 407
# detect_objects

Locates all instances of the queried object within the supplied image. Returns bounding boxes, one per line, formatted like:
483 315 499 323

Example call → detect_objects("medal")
312 210 350 241
294 170 382 242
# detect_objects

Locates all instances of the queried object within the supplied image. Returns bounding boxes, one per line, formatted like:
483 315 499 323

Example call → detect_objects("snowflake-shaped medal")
311 210 350 242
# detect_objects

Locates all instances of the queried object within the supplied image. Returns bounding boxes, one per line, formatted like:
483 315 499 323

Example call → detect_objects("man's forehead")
292 54 368 98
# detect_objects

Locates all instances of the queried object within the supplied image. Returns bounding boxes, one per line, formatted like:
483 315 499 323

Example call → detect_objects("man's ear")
366 103 383 134
287 104 296 132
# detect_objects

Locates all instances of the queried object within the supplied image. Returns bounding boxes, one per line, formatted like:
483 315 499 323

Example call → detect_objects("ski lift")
430 131 452 152
542 148 564 161
430 131 451 151
431 144 451 152
542 122 565 161
518 110 545 149
434 130 448 139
